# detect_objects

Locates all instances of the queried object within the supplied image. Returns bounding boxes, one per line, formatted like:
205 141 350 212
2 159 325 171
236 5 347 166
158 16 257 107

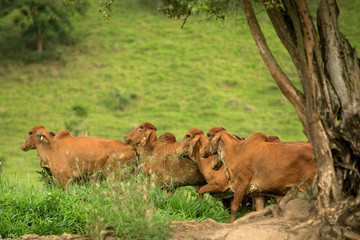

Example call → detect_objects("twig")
334 162 360 179
181 12 191 29
298 177 310 189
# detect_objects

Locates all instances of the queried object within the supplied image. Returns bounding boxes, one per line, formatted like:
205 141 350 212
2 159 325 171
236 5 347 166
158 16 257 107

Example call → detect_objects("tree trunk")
29 3 43 52
240 0 360 224
35 29 43 52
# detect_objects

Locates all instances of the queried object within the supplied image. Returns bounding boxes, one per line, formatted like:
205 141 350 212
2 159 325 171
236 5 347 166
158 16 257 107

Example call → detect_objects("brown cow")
124 122 206 188
21 126 137 187
200 127 316 223
176 128 271 212
176 128 235 210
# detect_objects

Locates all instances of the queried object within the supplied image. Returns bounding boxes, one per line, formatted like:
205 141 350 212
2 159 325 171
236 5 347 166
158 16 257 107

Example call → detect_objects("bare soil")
3 198 360 240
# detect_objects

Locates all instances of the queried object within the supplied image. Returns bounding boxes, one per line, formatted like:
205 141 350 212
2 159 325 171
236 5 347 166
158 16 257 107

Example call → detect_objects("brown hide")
176 128 231 198
176 128 235 209
158 132 177 143
124 122 205 188
21 126 136 187
200 127 316 223
177 128 266 211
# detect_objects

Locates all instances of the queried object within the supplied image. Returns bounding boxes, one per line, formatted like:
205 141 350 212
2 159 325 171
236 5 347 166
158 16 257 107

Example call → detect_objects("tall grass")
87 170 171 240
0 178 88 238
0 167 238 239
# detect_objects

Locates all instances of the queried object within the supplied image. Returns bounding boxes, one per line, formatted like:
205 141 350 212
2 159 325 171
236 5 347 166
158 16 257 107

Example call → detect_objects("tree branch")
181 12 190 29
240 0 307 134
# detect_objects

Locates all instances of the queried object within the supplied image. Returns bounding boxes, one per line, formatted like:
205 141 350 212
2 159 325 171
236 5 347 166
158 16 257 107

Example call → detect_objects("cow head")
200 127 226 159
21 126 55 151
175 128 204 161
124 122 157 148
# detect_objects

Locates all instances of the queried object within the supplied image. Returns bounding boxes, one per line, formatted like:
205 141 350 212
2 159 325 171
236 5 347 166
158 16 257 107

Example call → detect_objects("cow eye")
139 126 144 129
186 134 190 138
207 134 210 138
29 131 33 135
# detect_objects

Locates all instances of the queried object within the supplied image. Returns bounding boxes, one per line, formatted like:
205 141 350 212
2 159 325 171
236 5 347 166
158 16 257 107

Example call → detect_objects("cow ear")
37 133 49 144
141 131 153 147
189 135 201 158
211 136 221 150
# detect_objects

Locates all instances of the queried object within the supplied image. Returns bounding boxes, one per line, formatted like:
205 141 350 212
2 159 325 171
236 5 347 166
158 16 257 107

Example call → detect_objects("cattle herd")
21 122 317 223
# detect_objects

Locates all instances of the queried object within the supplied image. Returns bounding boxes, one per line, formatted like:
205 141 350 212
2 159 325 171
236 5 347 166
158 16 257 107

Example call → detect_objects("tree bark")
240 0 360 220
316 0 360 198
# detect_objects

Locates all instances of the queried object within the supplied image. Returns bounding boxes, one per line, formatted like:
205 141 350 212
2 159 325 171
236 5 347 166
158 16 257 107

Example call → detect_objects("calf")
21 126 137 187
124 122 206 188
200 127 316 223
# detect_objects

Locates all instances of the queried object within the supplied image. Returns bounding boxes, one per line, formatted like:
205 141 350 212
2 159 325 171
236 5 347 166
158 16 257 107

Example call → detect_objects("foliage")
36 164 54 188
299 186 317 201
159 0 234 20
0 0 89 53
0 178 88 239
102 89 138 111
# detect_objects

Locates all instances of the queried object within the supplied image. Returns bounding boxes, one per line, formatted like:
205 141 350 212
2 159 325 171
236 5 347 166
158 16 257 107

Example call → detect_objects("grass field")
1 0 359 186
0 1 307 186
1 0 359 239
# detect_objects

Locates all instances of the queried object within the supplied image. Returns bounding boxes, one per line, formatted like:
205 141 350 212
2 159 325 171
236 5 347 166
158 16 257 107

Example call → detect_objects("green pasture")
1 0 359 239
0 1 359 185
0 1 304 186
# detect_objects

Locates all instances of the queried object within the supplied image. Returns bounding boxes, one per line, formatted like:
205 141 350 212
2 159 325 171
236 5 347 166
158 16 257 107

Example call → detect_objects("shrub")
64 104 89 137
87 169 171 240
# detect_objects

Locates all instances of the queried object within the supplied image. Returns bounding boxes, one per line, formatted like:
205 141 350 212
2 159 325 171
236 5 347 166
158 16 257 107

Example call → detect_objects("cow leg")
229 185 247 223
253 196 265 211
198 182 227 200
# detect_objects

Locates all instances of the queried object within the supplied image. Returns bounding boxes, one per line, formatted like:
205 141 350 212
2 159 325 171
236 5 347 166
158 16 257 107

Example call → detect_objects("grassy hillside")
0 0 358 186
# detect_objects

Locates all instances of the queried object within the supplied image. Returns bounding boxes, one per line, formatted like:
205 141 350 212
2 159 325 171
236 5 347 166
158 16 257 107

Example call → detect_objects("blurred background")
0 0 358 186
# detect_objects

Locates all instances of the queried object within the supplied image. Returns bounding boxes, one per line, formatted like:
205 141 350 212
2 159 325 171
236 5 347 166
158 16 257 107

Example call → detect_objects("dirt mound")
170 197 360 240
171 199 317 240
